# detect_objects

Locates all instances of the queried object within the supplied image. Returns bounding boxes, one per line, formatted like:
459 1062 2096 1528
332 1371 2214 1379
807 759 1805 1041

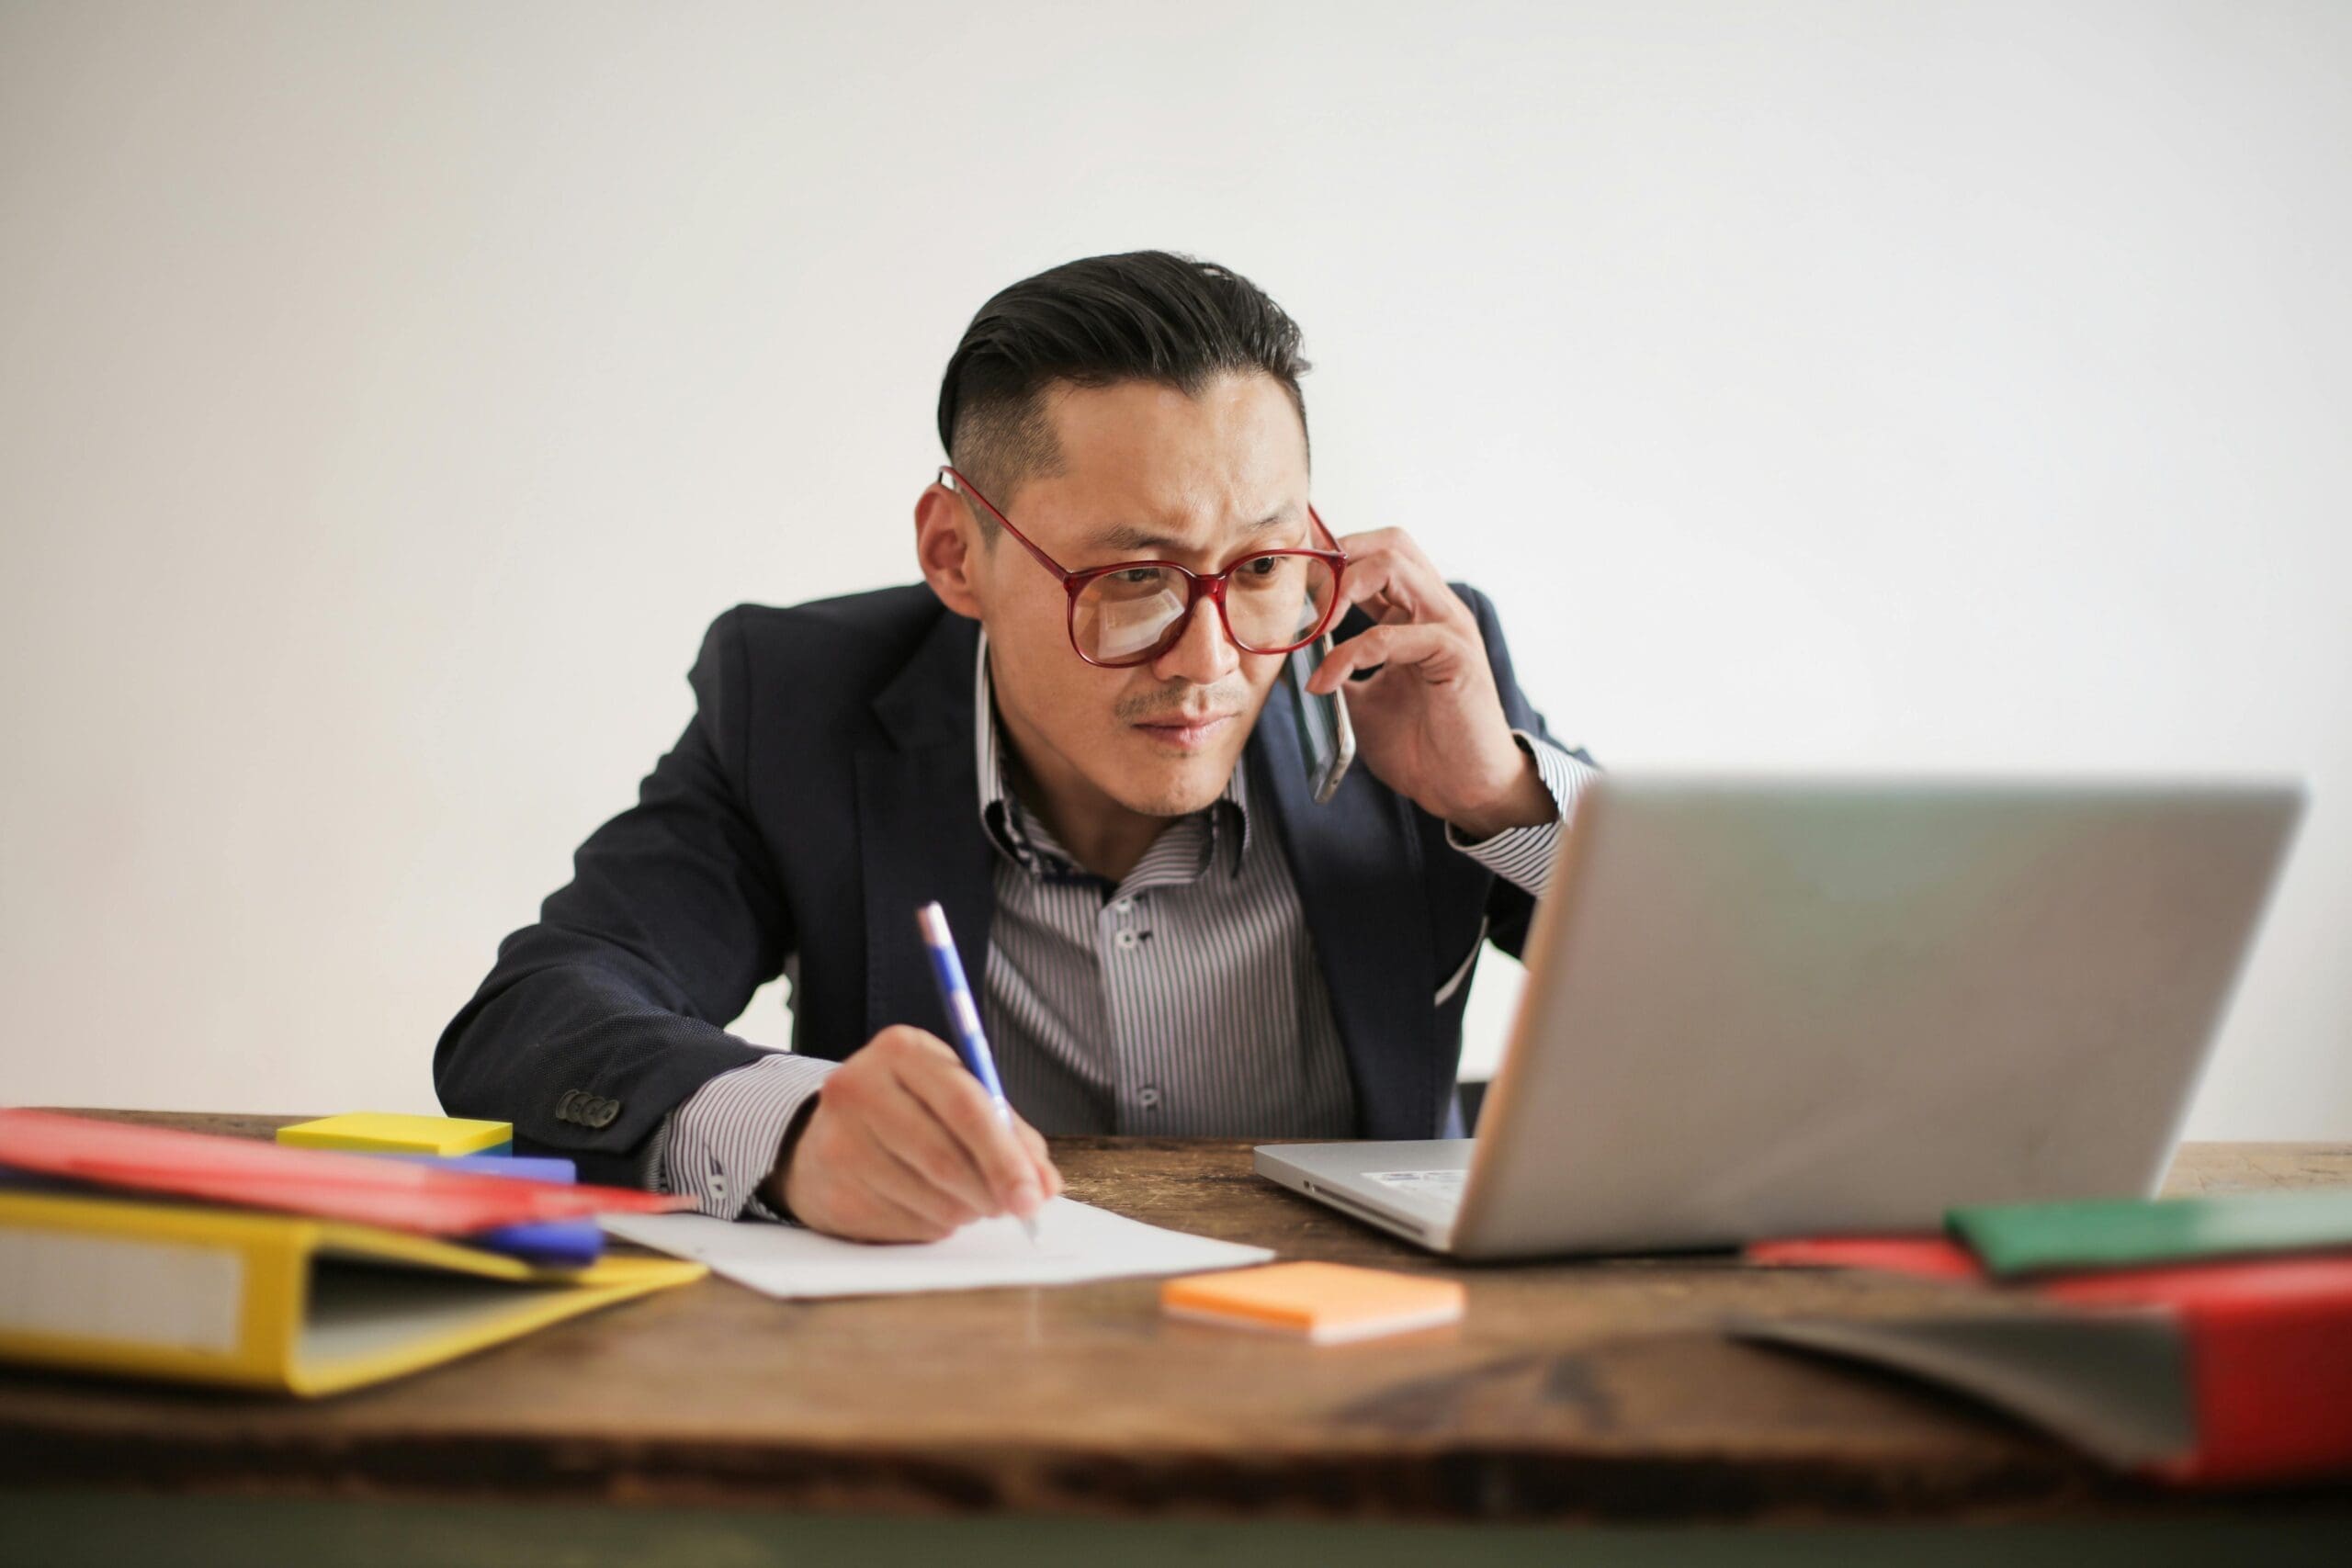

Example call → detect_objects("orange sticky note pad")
1161 1261 1465 1344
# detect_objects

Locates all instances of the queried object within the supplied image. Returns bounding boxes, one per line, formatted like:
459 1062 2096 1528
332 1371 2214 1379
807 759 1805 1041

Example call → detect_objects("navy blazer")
435 582 1588 1187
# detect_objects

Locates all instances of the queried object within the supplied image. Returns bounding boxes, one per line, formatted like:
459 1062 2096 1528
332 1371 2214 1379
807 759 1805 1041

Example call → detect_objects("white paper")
600 1197 1272 1299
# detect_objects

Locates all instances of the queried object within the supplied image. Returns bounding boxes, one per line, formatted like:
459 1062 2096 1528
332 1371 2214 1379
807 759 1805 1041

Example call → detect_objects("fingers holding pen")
779 1059 980 1243
910 902 1061 1226
896 1034 1052 1221
780 908 1063 1245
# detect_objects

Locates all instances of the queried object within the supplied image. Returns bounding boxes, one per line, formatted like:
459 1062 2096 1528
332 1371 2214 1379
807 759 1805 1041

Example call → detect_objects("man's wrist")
757 1095 823 1218
663 1052 838 1222
1446 732 1595 897
1446 742 1558 843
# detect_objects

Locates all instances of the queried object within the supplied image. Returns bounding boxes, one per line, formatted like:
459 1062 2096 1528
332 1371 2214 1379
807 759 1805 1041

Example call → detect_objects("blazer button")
556 1089 582 1122
589 1099 620 1128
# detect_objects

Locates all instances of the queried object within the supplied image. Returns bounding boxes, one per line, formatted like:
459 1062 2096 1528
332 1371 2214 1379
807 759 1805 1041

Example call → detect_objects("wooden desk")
4 1112 2350 1567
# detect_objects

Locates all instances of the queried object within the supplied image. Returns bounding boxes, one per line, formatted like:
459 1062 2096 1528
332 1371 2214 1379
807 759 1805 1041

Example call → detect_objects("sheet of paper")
601 1197 1272 1299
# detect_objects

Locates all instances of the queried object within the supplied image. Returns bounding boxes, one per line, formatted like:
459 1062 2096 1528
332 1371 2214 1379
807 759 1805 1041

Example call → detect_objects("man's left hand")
1305 526 1556 840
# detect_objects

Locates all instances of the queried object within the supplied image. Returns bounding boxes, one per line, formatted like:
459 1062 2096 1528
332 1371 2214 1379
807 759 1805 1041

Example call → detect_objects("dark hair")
937 251 1311 525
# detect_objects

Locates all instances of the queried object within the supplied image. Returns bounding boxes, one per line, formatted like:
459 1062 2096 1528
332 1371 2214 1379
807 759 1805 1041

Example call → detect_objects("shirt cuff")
654 1052 838 1224
1444 730 1596 898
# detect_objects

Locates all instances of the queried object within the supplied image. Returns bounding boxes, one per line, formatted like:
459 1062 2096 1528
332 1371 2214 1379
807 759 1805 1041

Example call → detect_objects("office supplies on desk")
400 1152 604 1267
0 1110 684 1235
916 899 1039 1243
603 1196 1271 1299
405 1153 577 1182
1162 1261 1464 1343
1260 775 2304 1258
1746 1234 1992 1280
0 1189 702 1396
1736 1251 2352 1485
1948 1190 2352 1278
277 1112 513 1156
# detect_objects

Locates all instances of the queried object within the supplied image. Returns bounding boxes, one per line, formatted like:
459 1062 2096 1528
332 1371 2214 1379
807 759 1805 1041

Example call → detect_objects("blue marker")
916 901 1041 1242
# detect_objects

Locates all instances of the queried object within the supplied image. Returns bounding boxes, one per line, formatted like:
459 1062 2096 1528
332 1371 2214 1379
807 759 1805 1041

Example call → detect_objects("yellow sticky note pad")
1161 1261 1465 1344
276 1113 513 1157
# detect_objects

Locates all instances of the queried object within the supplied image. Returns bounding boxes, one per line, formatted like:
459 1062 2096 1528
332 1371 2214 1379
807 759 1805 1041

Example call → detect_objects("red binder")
1743 1235 2352 1485
0 1110 686 1235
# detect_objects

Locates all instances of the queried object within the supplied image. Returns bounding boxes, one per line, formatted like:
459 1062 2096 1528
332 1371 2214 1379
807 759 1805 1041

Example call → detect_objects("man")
435 251 1596 1243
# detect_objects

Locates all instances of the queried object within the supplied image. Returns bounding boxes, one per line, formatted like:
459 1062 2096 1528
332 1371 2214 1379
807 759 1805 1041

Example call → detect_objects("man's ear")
914 481 986 619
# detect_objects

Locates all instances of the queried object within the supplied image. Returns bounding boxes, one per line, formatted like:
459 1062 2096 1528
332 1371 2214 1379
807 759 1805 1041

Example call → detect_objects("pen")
915 901 1042 1243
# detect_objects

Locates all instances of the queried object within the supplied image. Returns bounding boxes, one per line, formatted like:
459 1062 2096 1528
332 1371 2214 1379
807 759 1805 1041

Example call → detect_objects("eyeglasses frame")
937 465 1351 670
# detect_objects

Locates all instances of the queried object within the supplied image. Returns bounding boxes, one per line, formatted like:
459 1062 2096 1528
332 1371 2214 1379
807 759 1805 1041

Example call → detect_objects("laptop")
1256 775 2304 1259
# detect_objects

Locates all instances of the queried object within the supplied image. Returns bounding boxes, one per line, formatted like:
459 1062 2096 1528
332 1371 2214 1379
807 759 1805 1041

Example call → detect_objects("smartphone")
1283 631 1356 804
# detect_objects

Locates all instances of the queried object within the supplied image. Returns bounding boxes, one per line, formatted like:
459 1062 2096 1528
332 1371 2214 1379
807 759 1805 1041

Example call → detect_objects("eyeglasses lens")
1071 556 1338 664
1224 553 1339 651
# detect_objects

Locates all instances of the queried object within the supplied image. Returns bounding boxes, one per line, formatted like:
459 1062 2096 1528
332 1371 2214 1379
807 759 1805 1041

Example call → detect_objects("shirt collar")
974 626 1250 882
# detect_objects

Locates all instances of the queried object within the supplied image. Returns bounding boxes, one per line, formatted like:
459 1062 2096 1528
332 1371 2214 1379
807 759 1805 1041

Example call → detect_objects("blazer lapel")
856 610 996 1044
1250 671 1441 1140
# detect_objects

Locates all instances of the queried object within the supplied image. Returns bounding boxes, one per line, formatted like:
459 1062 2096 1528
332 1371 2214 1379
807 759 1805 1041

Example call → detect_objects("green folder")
1949 1190 2352 1279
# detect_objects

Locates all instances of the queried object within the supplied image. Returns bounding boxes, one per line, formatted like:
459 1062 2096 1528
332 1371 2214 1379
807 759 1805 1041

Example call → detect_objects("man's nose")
1151 593 1239 686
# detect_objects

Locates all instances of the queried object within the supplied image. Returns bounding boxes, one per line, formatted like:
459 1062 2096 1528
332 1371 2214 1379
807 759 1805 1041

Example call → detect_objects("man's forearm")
433 926 779 1188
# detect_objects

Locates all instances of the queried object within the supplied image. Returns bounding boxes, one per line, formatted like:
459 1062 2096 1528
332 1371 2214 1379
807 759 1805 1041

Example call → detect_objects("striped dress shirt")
645 629 1594 1221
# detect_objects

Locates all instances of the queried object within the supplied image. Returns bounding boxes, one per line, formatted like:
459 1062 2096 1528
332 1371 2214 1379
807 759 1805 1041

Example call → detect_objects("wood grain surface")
3 1111 2348 1525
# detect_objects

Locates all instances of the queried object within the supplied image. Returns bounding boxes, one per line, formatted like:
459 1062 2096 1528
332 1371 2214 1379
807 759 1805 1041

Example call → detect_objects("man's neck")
999 740 1170 885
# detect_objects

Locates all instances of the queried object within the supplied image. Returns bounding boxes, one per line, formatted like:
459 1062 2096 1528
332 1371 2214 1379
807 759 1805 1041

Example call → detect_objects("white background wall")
3 1 2346 1135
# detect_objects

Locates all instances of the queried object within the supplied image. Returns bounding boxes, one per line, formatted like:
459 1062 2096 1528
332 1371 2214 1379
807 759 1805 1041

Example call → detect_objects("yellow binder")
0 1190 703 1396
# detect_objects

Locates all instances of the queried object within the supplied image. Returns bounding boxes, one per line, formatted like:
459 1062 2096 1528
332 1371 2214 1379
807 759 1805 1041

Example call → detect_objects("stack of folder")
277 1111 605 1267
0 1109 705 1397
1739 1190 2352 1485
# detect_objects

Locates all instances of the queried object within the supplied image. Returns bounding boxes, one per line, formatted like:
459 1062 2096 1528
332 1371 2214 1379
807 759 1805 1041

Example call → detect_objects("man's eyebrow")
1091 507 1297 554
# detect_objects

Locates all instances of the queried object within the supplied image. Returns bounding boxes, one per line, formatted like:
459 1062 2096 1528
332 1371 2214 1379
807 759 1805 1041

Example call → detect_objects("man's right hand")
763 1025 1063 1242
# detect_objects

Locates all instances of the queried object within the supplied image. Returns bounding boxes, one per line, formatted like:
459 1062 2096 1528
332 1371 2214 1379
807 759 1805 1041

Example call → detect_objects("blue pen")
916 901 1042 1242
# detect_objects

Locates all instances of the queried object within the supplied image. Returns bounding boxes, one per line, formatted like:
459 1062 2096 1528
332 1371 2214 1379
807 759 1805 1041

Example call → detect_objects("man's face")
966 371 1313 821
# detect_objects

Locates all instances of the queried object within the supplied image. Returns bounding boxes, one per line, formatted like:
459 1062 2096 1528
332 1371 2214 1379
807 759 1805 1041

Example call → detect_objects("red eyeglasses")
939 466 1351 669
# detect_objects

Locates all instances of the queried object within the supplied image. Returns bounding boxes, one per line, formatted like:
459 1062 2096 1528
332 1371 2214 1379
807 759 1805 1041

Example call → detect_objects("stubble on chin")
1105 746 1239 819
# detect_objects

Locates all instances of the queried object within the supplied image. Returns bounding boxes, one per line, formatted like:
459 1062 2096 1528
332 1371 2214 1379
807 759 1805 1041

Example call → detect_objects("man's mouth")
1132 713 1238 750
